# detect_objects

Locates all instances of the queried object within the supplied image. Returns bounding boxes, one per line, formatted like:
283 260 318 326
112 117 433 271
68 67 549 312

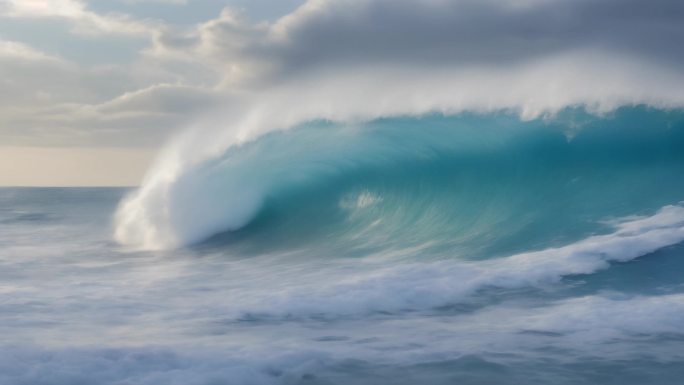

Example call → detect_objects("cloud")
0 2 227 147
0 40 77 108
121 0 188 3
0 83 218 146
152 0 684 88
0 0 157 36
0 39 63 62
0 38 217 147
268 0 684 68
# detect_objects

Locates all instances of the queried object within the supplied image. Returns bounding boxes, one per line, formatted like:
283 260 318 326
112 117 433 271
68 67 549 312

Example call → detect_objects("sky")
1 0 683 186
0 0 305 186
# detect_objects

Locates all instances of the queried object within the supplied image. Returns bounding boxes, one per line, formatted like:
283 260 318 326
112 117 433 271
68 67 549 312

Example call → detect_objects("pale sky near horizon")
0 147 155 186
1 0 684 186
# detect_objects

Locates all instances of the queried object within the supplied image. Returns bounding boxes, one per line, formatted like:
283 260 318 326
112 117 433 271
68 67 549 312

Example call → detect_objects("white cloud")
0 1 227 148
0 34 221 146
121 0 189 3
0 83 218 146
2 0 83 17
0 39 76 108
0 0 157 36
150 0 684 87
0 39 63 62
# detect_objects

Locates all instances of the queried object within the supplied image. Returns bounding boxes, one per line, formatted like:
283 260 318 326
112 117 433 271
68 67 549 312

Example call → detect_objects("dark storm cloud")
261 0 684 75
168 0 683 83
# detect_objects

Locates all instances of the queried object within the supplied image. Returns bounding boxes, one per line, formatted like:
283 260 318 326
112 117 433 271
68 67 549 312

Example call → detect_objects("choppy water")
2 107 684 384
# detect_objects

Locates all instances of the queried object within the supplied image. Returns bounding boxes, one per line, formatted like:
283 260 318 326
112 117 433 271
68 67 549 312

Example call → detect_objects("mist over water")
2 107 684 384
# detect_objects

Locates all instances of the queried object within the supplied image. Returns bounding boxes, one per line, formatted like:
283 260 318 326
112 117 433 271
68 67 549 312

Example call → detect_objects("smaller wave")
228 204 684 319
511 293 684 341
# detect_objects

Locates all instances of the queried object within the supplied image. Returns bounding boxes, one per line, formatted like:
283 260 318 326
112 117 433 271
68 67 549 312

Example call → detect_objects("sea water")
2 107 684 384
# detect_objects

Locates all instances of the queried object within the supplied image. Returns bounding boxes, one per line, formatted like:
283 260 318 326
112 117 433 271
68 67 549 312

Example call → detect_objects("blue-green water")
2 107 684 384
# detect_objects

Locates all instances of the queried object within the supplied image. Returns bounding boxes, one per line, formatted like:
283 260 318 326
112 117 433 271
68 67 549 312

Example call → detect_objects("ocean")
2 107 684 384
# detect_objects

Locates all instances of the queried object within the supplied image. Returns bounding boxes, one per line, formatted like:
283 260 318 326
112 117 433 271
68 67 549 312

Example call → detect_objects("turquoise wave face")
186 106 684 259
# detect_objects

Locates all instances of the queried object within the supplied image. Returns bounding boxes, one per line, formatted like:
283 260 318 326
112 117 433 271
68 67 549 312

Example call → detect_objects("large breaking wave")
115 107 684 256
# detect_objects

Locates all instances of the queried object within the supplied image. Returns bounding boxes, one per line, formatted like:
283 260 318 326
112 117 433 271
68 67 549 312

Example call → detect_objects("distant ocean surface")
2 107 684 384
